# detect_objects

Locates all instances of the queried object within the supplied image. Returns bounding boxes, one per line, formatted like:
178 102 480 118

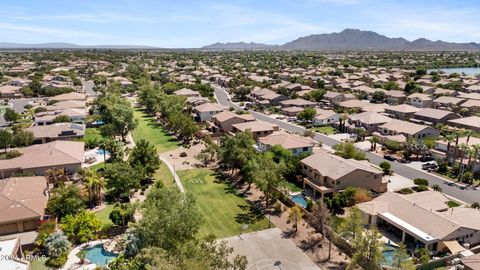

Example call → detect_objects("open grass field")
313 125 336 135
155 162 175 187
132 108 179 153
84 127 104 142
177 169 272 238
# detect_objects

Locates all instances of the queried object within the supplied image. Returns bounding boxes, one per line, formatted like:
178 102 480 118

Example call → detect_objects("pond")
428 67 480 76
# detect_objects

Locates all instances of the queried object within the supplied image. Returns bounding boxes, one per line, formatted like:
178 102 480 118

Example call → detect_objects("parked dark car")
384 154 396 161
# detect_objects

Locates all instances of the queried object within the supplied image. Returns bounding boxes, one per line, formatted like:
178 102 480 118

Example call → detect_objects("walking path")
159 156 185 193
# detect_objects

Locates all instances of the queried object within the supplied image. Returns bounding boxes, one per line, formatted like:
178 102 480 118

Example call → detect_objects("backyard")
94 204 115 227
177 169 272 238
312 125 336 135
132 108 179 153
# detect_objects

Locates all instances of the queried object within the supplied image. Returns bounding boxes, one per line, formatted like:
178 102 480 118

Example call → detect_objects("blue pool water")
83 244 118 267
382 244 397 266
291 194 308 208
96 149 110 155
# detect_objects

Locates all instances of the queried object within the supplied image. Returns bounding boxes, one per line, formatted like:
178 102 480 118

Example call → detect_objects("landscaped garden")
313 125 337 135
132 108 179 153
177 168 271 238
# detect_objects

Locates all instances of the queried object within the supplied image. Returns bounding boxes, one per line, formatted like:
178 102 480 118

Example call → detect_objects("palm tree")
339 113 349 133
46 168 69 187
84 171 105 207
45 232 71 258
368 136 379 152
444 133 455 163
288 205 304 232
467 146 476 170
458 143 469 177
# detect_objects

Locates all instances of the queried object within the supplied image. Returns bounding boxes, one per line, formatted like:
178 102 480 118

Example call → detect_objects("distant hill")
0 42 156 49
203 29 480 51
201 42 278 50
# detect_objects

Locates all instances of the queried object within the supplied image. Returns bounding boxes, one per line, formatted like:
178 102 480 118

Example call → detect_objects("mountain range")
1 29 479 50
202 29 480 51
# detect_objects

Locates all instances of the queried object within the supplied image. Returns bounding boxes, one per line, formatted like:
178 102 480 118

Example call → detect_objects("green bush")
415 185 429 192
400 188 413 194
447 200 460 208
414 178 429 186
46 252 68 268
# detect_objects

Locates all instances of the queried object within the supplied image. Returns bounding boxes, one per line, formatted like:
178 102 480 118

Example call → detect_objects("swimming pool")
382 243 397 266
83 244 118 267
96 149 110 156
291 194 308 208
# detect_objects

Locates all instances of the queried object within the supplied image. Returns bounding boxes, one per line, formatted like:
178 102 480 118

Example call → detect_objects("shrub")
447 200 460 208
46 252 68 268
400 188 413 194
180 152 188 157
379 161 392 175
471 202 480 209
413 178 429 186
415 185 429 192
5 150 22 159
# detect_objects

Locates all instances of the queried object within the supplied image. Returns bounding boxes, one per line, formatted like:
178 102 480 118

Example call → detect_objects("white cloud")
0 22 110 39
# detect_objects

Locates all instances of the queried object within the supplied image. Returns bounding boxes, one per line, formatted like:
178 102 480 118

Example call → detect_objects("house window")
303 147 308 151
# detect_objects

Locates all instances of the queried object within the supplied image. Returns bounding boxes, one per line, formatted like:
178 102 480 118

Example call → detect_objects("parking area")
224 228 320 270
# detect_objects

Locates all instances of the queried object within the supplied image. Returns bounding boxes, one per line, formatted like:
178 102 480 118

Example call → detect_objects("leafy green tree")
45 232 71 258
46 185 86 219
97 92 137 141
104 162 141 201
0 129 12 153
404 81 423 94
61 210 101 244
221 132 256 174
384 81 399 90
132 187 202 252
297 107 316 123
332 142 366 160
109 203 136 226
287 205 304 232
379 161 392 175
371 90 386 103
251 154 285 208
4 108 19 124
306 89 326 102
128 139 160 177
52 115 70 123
12 130 34 147
413 248 430 264
349 227 384 270
392 243 410 269
339 207 364 240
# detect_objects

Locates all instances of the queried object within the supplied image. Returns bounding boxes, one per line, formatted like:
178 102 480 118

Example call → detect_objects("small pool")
96 149 110 156
83 244 118 267
291 194 308 208
382 244 397 266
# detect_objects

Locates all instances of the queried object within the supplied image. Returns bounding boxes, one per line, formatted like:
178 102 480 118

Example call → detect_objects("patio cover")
442 240 466 254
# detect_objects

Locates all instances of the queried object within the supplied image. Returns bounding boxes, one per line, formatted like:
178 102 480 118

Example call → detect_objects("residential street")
214 86 480 204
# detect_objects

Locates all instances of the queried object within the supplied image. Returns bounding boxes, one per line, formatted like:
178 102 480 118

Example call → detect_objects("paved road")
83 80 97 96
214 86 480 204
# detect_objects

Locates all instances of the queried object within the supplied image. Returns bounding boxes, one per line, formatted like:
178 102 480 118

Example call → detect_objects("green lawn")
132 108 179 153
313 125 336 135
154 162 175 187
285 181 303 192
94 204 115 226
85 127 104 142
88 162 105 172
177 169 272 238
30 260 50 270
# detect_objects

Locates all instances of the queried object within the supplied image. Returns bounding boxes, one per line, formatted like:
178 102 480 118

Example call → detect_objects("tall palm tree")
444 133 455 163
84 171 105 207
288 205 304 232
339 113 349 133
458 143 469 177
467 146 476 171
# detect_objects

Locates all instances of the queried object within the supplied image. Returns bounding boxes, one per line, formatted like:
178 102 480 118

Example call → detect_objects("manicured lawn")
94 204 115 226
155 162 175 187
132 108 179 153
30 260 50 270
285 181 303 192
88 162 105 172
313 125 336 135
85 127 104 142
177 169 272 238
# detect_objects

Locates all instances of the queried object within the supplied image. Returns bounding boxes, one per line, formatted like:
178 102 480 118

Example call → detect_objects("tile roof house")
49 92 86 102
412 108 460 125
448 116 480 132
384 104 420 120
0 141 84 179
378 119 439 140
0 85 23 99
46 100 86 111
279 98 316 108
433 96 466 110
211 111 255 133
0 176 48 236
232 120 279 139
174 88 201 97
385 90 407 105
26 123 85 144
407 93 434 108
35 108 86 126
300 150 386 198
348 112 392 135
358 191 480 254
314 109 339 126
193 102 228 122
257 133 315 156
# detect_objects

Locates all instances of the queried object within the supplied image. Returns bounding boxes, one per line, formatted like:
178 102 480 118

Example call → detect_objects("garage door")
23 220 38 231
0 223 18 235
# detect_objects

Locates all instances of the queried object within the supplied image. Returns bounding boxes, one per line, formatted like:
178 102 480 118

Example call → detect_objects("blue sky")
0 0 479 47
